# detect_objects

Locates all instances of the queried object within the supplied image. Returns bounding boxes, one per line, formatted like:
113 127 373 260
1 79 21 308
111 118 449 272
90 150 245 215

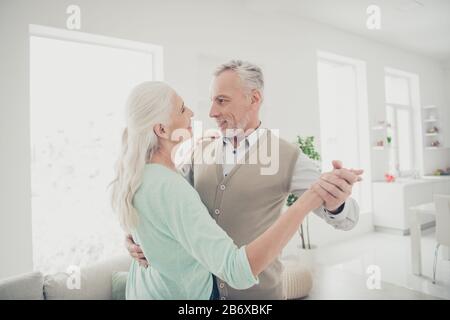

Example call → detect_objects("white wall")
1 0 448 278
420 60 450 175
444 62 450 172
445 61 450 144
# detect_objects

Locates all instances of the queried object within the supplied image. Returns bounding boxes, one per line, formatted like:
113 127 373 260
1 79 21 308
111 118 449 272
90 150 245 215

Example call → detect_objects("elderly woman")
110 81 327 300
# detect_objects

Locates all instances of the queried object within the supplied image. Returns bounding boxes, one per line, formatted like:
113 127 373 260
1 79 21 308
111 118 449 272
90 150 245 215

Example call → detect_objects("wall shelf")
371 122 392 151
425 147 450 150
422 105 443 149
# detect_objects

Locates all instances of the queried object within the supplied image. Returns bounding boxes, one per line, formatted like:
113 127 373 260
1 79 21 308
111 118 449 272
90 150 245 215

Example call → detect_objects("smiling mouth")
218 120 227 128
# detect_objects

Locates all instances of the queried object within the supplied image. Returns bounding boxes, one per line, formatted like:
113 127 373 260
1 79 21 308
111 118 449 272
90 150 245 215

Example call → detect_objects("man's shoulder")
265 130 300 156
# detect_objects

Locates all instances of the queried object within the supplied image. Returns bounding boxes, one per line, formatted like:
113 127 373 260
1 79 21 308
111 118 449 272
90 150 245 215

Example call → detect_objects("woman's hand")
125 234 149 268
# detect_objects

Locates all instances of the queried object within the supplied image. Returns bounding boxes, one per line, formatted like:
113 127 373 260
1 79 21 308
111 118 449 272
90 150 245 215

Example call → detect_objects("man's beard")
222 115 249 139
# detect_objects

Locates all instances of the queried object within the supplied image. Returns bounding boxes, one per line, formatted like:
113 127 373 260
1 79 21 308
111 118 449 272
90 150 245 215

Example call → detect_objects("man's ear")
250 89 262 109
153 123 166 139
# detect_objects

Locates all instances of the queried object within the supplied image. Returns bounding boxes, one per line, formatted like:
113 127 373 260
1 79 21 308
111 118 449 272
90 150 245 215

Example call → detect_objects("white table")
409 202 449 276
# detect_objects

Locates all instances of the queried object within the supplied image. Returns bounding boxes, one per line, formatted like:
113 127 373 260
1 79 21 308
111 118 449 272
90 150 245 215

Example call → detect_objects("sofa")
0 255 312 300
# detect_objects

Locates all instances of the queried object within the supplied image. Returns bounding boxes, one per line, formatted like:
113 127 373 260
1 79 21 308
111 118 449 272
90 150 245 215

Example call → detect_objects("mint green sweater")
126 164 259 300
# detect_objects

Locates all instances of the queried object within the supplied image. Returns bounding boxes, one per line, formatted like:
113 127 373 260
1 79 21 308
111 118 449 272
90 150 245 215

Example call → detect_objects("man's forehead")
210 87 232 99
210 71 243 97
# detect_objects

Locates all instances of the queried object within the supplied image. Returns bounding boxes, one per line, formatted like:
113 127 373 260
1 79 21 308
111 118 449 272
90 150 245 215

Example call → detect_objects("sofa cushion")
44 254 131 300
111 272 128 300
0 271 44 300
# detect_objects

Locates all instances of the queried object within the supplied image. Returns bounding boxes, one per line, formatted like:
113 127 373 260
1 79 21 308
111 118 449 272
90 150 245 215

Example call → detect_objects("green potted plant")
286 136 321 252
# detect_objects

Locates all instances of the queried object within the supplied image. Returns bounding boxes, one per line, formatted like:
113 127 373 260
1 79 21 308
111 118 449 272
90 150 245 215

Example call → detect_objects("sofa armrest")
0 272 44 300
44 254 131 300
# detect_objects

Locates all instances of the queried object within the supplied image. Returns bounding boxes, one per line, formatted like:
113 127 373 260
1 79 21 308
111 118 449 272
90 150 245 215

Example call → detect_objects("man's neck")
231 120 261 148
243 119 261 135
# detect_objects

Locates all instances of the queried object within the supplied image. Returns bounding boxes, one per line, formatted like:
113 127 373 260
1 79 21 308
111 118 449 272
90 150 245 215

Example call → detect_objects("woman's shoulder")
142 163 197 198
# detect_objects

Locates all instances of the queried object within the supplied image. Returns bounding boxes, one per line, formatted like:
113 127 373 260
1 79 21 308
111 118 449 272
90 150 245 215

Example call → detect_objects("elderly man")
127 60 363 300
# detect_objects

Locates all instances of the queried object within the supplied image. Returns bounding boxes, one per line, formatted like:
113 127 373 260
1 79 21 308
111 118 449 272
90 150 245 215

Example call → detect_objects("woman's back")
126 164 257 300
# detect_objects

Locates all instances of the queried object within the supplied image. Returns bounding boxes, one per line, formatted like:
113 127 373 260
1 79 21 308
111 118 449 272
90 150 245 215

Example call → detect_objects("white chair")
432 194 450 284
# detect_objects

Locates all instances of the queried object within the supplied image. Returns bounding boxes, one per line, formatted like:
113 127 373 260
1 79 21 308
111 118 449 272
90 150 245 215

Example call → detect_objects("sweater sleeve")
163 179 259 290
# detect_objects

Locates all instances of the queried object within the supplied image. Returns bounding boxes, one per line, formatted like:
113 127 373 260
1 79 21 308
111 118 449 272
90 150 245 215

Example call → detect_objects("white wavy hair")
111 81 175 232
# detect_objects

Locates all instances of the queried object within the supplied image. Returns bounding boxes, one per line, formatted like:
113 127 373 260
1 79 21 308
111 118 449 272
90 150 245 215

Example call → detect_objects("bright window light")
30 32 159 274
317 53 371 213
385 75 410 106
385 70 416 176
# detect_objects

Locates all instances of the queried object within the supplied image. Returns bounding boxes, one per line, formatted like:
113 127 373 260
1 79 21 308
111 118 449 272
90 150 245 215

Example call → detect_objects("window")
384 69 417 176
317 52 371 213
30 25 162 274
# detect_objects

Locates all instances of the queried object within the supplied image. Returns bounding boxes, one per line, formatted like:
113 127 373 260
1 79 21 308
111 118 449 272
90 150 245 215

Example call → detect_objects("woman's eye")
181 107 185 113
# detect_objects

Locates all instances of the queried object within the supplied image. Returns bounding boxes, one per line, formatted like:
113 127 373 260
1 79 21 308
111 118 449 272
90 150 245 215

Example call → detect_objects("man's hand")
125 234 149 268
312 160 364 212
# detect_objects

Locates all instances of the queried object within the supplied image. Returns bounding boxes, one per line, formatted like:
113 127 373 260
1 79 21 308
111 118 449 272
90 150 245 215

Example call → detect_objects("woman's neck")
149 145 177 171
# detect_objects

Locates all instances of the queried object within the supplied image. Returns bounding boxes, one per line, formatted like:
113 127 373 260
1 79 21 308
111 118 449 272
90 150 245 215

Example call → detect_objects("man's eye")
181 107 185 113
218 98 225 104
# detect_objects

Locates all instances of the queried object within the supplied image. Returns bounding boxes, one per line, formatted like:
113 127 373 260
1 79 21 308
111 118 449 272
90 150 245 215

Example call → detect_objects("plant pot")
298 247 316 271
282 245 317 272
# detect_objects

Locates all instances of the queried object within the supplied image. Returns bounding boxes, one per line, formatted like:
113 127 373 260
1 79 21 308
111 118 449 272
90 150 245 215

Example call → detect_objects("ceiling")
242 0 450 63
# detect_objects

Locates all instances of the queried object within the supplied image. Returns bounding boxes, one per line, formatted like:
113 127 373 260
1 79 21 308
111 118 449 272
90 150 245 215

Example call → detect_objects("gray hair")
214 60 264 96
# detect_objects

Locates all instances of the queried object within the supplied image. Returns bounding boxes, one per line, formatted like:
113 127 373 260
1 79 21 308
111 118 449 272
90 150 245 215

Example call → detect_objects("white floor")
298 229 450 299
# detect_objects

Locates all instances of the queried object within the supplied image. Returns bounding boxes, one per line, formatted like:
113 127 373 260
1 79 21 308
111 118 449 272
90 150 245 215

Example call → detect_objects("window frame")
29 24 164 81
317 51 372 214
384 71 416 177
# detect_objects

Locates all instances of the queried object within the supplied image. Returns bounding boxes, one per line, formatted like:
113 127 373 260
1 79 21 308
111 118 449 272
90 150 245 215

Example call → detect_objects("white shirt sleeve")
289 151 359 231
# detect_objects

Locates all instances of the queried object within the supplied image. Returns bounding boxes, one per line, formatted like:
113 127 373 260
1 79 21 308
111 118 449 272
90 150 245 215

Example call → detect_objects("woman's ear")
153 123 167 139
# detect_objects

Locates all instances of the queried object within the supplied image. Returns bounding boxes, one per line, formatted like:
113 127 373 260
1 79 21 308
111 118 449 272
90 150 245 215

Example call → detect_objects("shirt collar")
222 121 263 147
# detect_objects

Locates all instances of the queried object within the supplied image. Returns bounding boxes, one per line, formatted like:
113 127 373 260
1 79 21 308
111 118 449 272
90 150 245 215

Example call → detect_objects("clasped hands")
309 160 364 213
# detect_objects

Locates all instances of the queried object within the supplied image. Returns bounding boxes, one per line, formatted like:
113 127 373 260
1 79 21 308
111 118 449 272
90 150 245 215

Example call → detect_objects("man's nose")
209 103 219 118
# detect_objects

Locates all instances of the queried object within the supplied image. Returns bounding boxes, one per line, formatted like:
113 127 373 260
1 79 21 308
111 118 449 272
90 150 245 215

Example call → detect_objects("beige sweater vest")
193 130 300 300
